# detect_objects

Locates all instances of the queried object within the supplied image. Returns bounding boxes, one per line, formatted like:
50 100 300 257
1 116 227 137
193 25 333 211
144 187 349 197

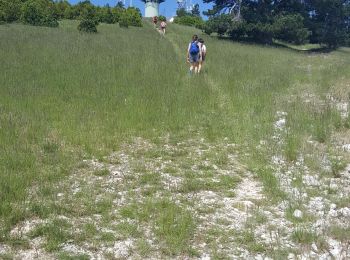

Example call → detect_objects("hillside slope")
0 20 350 259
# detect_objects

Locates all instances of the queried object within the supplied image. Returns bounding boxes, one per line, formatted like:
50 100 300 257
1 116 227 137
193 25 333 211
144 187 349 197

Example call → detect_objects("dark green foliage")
126 7 142 27
79 1 97 21
216 15 231 36
174 7 204 28
118 7 142 28
48 0 141 28
0 0 22 23
174 15 204 28
247 22 274 44
158 15 166 22
227 20 246 39
112 6 124 23
273 14 310 44
63 5 78 19
76 1 99 32
98 4 115 24
119 13 128 28
176 8 188 17
191 3 201 17
20 0 58 27
116 1 124 9
203 0 350 47
307 0 349 48
78 19 97 33
55 0 70 20
64 0 96 20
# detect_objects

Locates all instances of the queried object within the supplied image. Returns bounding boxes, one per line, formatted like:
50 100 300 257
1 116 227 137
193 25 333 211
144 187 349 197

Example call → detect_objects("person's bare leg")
194 62 199 74
198 62 202 73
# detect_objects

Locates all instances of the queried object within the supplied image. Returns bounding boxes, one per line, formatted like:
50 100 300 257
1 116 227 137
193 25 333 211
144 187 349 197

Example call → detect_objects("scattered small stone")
303 175 320 186
341 144 350 152
201 253 211 260
339 207 350 217
293 209 303 219
329 183 338 190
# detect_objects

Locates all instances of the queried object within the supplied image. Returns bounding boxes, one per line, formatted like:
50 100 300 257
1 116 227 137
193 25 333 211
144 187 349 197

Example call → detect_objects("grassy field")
0 20 350 258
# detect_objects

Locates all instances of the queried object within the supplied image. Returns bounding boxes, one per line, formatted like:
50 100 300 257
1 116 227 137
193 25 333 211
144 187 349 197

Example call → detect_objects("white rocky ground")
1 100 349 259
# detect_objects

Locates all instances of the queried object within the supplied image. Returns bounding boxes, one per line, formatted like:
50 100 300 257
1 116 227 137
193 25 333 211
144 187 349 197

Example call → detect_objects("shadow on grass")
272 41 334 54
211 34 336 54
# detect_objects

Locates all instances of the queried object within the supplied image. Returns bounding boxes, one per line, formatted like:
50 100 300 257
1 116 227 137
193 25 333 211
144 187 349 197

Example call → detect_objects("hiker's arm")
187 44 190 61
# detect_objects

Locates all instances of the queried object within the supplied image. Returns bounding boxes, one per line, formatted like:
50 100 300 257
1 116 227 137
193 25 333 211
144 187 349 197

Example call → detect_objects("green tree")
0 0 22 23
119 11 128 28
191 4 200 17
203 0 350 47
21 0 59 27
78 18 97 32
202 14 232 36
174 15 204 28
306 0 349 48
99 4 114 24
112 5 124 23
77 0 98 32
55 0 70 19
176 8 188 17
273 14 310 44
116 1 124 9
158 15 166 22
125 7 142 27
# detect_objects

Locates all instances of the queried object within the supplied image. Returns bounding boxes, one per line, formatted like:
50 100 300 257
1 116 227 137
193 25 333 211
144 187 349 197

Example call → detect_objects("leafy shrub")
174 15 204 28
55 0 71 20
202 14 231 36
77 2 99 33
125 7 142 27
158 15 166 22
202 22 214 35
273 14 310 45
118 7 142 28
119 13 128 28
112 6 124 23
21 0 58 27
202 14 232 36
176 8 188 17
63 5 79 19
227 20 247 39
78 19 97 33
247 22 274 44
0 0 22 23
98 4 115 24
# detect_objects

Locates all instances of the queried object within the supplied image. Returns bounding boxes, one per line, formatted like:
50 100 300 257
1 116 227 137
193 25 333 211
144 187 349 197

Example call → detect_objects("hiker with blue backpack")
187 35 202 75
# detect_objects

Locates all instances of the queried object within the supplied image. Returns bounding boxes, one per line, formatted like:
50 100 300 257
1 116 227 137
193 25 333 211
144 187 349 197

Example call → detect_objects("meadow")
0 20 349 258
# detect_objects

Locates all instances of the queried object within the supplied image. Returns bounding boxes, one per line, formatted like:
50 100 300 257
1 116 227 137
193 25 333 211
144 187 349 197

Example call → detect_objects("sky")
67 0 213 18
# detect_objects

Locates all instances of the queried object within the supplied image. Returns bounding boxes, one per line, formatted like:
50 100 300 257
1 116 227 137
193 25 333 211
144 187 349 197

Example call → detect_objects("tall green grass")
0 20 349 240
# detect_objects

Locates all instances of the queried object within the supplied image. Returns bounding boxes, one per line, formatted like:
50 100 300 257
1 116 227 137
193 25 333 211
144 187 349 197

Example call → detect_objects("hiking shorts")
189 53 199 63
200 54 206 62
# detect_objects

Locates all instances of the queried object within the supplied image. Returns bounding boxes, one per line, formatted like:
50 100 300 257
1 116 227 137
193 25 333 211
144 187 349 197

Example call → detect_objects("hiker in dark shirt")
152 16 158 28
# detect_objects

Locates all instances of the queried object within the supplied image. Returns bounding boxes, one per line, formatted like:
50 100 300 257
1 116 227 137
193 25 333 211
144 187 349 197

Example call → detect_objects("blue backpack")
189 41 199 55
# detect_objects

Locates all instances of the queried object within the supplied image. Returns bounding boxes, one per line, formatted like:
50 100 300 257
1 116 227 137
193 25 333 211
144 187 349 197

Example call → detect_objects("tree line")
0 0 143 32
173 4 205 28
202 0 350 48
